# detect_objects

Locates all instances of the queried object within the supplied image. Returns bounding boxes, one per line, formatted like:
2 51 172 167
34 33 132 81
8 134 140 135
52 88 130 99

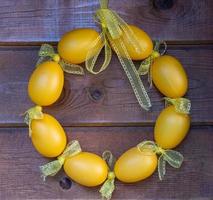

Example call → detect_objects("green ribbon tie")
99 151 116 200
23 106 43 137
86 0 151 111
37 44 84 75
164 97 191 114
137 140 183 181
138 41 167 87
39 140 82 181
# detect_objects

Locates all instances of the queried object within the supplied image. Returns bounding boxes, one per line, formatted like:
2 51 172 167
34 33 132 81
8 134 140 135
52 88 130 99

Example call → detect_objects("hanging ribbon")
39 140 82 181
99 151 116 200
37 44 84 75
164 97 191 114
86 0 151 111
138 41 167 87
24 106 43 137
137 140 183 181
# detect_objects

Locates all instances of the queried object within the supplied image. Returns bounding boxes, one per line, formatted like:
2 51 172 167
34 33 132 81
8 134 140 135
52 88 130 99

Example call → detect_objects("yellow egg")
64 152 108 187
151 55 188 98
154 105 190 149
114 147 157 183
31 114 67 157
112 25 153 60
58 28 102 64
28 61 64 106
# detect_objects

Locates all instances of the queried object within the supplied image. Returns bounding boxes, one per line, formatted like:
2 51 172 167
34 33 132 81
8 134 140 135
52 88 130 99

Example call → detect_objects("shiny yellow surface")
151 55 188 98
64 152 108 187
31 114 67 157
112 25 153 60
28 61 64 106
114 147 157 183
154 105 190 149
58 28 101 64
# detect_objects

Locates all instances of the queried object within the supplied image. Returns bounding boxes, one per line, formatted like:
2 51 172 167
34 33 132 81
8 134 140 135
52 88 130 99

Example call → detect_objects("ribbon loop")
39 140 82 181
37 44 84 75
38 44 56 58
102 150 116 171
164 97 191 114
24 106 43 137
99 151 116 200
59 59 84 75
86 32 112 74
137 140 184 181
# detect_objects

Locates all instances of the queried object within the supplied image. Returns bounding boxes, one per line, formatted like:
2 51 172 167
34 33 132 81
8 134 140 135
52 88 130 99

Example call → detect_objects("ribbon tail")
39 160 63 181
164 97 191 114
86 32 112 74
109 35 151 111
99 178 115 200
138 56 152 76
112 11 142 53
163 150 184 168
38 44 55 57
158 155 166 181
59 60 84 75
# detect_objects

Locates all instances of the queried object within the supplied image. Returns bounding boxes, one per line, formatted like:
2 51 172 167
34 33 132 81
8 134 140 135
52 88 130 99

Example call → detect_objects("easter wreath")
24 0 191 199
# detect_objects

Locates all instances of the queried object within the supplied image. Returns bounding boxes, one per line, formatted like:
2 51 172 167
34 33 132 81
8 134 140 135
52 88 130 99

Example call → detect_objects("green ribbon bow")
137 141 183 181
40 140 82 181
37 44 84 75
99 151 116 200
138 41 167 87
86 0 151 111
24 106 43 137
164 97 191 114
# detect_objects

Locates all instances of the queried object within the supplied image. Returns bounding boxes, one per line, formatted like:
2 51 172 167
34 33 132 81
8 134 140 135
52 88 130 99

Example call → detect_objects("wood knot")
153 0 174 10
88 87 104 102
59 177 72 190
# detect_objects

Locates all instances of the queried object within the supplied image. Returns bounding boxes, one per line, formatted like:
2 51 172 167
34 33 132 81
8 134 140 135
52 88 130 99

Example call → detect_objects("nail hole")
153 0 174 10
59 177 72 190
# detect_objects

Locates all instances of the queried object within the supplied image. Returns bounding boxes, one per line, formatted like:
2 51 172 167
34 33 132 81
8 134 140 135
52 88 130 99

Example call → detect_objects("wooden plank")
0 126 212 200
0 45 212 126
0 0 212 43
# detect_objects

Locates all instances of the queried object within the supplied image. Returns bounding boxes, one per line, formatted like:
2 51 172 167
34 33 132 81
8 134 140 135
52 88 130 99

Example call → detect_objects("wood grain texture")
0 0 212 43
0 45 212 126
0 126 212 200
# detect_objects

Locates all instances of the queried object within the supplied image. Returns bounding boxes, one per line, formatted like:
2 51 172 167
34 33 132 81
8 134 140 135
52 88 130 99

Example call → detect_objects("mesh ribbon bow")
137 40 167 87
164 97 191 114
99 151 116 200
37 44 84 75
137 141 184 181
86 0 151 111
24 106 44 137
39 140 82 181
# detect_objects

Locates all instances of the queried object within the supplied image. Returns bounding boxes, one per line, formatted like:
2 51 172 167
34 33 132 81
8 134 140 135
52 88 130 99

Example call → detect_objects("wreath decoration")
24 1 191 199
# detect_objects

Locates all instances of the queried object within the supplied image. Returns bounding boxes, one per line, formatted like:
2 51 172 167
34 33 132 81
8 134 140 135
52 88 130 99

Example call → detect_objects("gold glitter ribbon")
23 106 43 137
164 97 191 114
137 141 183 181
86 0 151 111
37 44 84 75
39 140 82 181
99 151 116 200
